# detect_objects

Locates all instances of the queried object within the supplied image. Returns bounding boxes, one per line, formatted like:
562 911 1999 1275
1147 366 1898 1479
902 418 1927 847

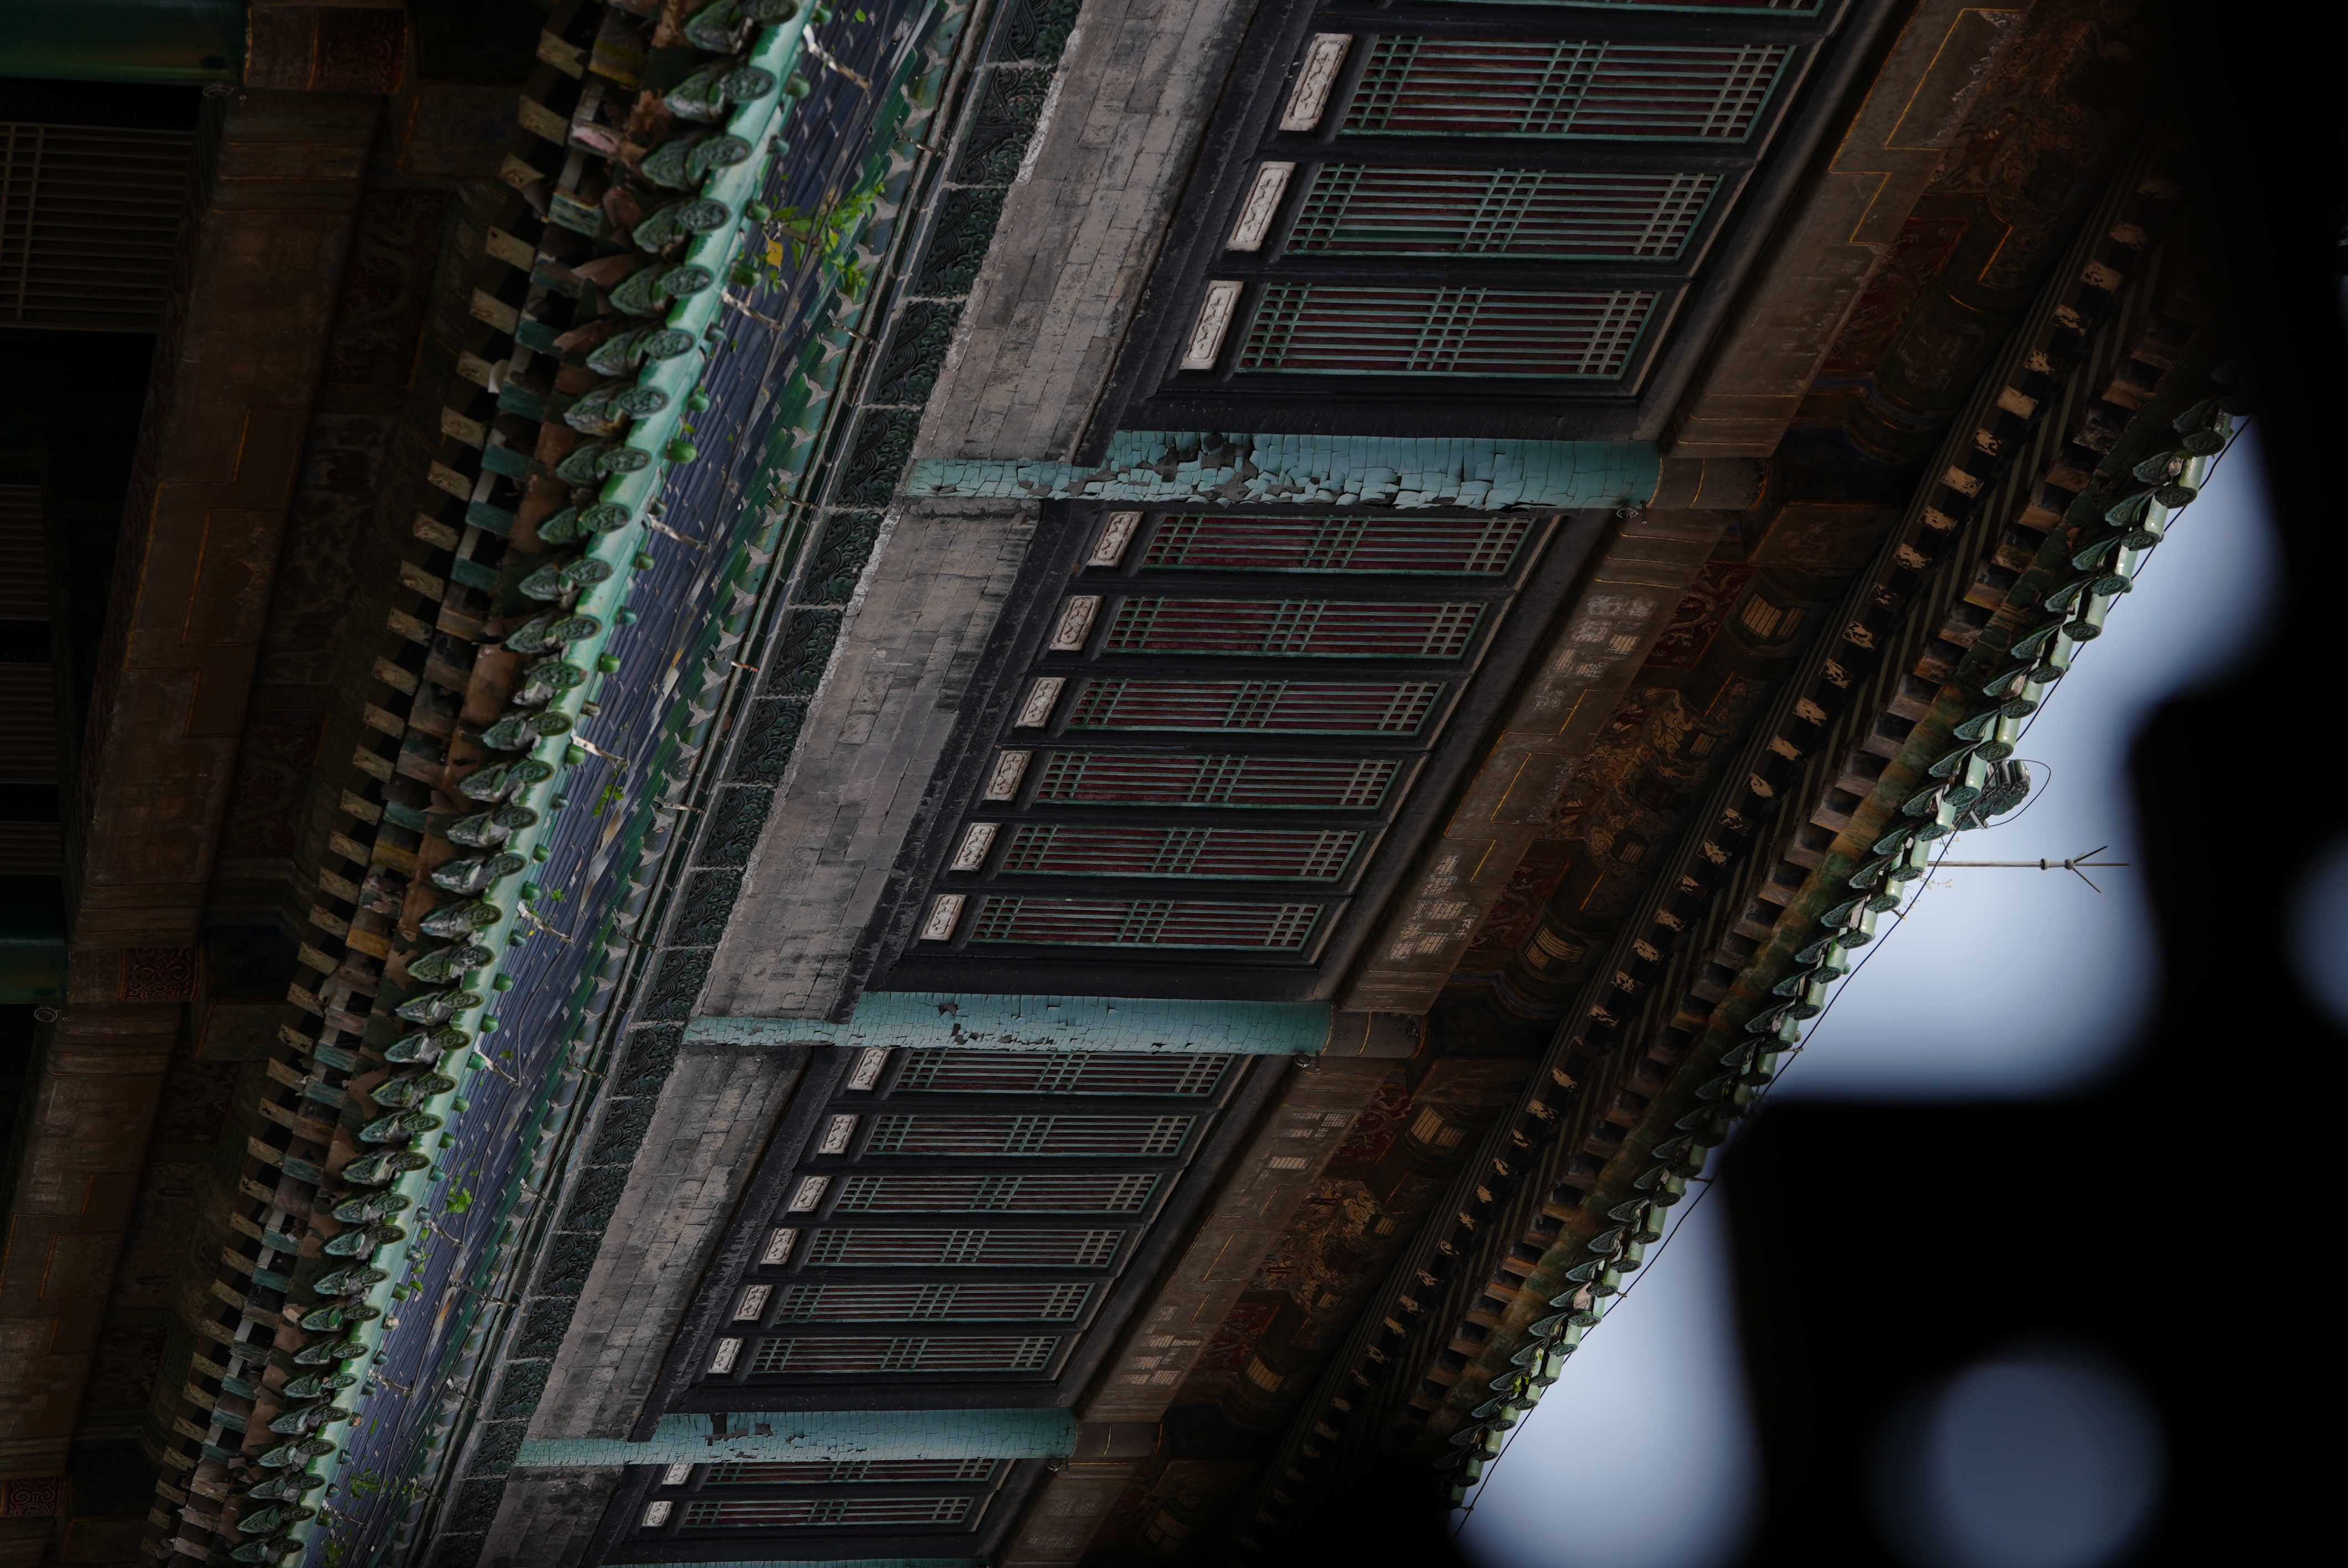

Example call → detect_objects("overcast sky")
1455 434 2279 1568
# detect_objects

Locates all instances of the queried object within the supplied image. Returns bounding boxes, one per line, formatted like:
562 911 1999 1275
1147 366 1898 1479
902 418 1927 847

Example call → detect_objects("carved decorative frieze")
1280 34 1353 132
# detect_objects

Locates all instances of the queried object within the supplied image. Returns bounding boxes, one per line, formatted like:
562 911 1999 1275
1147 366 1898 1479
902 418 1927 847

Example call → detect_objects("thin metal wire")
1449 809 1972 1534
1448 425 2251 1523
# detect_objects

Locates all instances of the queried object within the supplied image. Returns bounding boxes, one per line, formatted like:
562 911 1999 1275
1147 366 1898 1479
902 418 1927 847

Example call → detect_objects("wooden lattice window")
681 1494 976 1528
995 826 1362 881
768 1282 1096 1322
1 122 190 331
0 486 58 878
746 1335 1059 1375
801 1228 1127 1268
1237 286 1657 377
1286 166 1719 259
967 898 1325 951
1342 37 1793 140
1031 752 1403 809
863 1113 1197 1157
1102 597 1483 656
830 1172 1162 1212
1065 679 1445 736
1140 514 1532 572
704 1458 1003 1486
895 1051 1233 1096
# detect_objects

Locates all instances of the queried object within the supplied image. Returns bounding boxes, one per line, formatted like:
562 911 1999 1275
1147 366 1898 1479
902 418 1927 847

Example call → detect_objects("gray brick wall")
527 1041 806 1440
471 1469 617 1568
450 1040 802 1568
702 499 1039 1020
914 0 1254 463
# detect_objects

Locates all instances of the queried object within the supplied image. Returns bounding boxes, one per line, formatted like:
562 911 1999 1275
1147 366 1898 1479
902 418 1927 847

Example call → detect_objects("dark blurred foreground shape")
0 2 2324 1567
1711 12 2337 1565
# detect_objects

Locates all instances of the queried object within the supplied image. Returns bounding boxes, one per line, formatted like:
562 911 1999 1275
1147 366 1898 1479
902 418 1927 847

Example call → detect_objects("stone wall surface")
467 1469 619 1568
526 1043 806 1441
913 0 1254 463
694 0 1261 1025
702 501 1039 1020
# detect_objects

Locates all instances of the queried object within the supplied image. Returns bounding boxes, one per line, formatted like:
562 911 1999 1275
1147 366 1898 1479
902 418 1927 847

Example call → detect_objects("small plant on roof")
738 182 878 301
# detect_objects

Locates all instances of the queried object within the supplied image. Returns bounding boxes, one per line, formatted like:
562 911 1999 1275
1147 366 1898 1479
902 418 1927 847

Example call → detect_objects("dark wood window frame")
876 499 1611 1002
600 1455 1051 1565
606 1046 1293 1564
1085 0 1895 450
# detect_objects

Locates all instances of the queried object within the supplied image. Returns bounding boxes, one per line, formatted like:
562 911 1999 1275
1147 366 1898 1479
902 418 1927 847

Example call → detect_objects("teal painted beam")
905 431 1657 510
515 1407 1076 1468
686 993 1334 1053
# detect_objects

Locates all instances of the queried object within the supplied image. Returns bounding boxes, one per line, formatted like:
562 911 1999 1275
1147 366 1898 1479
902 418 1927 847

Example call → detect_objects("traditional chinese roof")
0 3 2219 1566
1213 125 2241 1557
119 3 996 1562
